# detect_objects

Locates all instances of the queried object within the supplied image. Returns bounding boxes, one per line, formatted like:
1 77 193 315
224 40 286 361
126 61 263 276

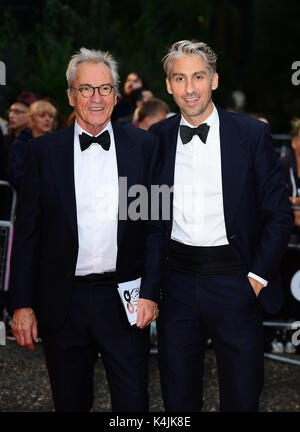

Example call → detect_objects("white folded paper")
118 277 141 326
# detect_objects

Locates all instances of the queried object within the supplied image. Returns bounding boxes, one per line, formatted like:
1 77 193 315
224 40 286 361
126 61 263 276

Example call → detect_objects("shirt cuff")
247 272 268 287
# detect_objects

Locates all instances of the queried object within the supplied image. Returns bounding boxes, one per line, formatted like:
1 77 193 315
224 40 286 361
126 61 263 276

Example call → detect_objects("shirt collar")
74 120 112 140
180 103 218 128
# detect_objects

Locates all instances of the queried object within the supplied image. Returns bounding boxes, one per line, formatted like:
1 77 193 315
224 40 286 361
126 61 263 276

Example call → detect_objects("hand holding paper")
118 277 159 327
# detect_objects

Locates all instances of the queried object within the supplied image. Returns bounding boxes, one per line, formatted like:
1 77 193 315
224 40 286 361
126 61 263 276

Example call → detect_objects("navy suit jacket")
149 107 294 314
9 123 162 330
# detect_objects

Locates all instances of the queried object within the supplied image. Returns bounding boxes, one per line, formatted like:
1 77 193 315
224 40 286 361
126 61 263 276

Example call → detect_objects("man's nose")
90 89 103 102
185 79 195 94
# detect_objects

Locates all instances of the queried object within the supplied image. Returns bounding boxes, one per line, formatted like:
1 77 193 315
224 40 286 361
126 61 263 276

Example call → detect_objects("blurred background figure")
136 97 169 130
9 99 57 192
248 112 269 124
1 91 37 181
6 91 37 143
112 71 150 122
281 117 300 232
124 71 144 95
118 87 153 125
226 89 247 113
43 97 66 130
269 117 300 355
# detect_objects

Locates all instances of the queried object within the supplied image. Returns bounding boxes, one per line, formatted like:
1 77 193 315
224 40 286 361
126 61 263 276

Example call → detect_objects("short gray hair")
66 47 119 94
162 40 217 79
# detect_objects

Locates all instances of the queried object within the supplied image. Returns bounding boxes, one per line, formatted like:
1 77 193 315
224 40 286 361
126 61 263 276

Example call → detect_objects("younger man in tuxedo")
150 40 293 411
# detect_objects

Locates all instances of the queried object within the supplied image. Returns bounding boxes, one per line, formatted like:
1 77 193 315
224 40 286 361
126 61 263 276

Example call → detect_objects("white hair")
162 40 217 79
66 47 119 94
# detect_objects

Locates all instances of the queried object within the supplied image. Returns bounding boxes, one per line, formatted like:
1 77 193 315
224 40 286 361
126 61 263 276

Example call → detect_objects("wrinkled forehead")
73 61 114 86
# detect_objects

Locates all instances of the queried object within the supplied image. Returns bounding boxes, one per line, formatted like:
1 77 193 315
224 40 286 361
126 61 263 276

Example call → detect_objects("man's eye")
175 77 184 82
81 86 91 91
195 75 203 80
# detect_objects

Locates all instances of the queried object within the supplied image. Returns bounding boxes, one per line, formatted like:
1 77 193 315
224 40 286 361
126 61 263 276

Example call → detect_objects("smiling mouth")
88 107 104 111
184 97 200 104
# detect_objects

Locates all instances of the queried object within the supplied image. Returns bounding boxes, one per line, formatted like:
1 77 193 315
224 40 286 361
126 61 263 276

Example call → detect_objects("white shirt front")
74 121 118 276
171 105 268 286
171 105 228 246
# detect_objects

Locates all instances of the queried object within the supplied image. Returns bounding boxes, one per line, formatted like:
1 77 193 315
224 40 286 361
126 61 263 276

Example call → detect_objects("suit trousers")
157 269 264 412
41 280 149 412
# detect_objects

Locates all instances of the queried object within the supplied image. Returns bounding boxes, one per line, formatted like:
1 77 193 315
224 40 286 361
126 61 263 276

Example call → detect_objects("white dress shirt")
171 105 267 286
74 121 118 276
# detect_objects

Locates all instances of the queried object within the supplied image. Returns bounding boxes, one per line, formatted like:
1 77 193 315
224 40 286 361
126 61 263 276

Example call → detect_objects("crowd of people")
0 40 299 412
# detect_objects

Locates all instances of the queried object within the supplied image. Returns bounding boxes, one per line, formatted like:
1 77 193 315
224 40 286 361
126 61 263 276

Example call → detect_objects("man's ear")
212 73 219 91
166 77 173 95
67 89 75 107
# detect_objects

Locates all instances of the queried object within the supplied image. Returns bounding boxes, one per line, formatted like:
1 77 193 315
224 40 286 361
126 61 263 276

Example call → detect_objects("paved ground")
0 339 299 412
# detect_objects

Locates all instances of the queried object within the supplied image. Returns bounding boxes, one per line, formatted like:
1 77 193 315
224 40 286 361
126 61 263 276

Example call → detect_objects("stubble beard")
181 93 212 120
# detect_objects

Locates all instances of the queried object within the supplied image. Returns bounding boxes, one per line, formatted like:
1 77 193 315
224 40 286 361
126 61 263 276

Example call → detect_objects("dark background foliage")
0 0 300 132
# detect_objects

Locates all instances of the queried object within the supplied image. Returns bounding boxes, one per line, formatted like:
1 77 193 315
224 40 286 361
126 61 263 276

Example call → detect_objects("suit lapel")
159 114 181 232
50 125 78 245
218 107 248 233
112 123 139 245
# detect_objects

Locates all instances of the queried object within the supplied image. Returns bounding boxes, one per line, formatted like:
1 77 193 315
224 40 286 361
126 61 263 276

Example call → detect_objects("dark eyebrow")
171 70 208 78
194 70 207 75
172 73 185 78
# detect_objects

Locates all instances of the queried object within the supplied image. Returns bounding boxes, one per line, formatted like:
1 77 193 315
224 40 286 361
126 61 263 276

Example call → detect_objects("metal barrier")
0 180 17 293
263 321 300 366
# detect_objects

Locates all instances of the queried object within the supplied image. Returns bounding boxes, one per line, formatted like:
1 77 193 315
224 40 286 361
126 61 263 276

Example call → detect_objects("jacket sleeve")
139 134 165 302
9 140 41 311
249 123 294 280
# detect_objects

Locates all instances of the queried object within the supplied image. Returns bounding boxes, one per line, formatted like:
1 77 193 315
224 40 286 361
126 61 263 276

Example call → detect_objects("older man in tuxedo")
150 40 293 412
9 48 160 412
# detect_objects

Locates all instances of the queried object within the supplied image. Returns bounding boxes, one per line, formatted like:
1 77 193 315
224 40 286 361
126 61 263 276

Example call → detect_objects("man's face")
8 102 29 134
166 55 218 126
124 73 142 96
68 62 117 135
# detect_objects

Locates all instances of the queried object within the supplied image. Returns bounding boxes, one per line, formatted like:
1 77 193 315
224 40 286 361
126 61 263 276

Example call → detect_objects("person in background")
9 100 56 191
2 91 37 181
43 97 66 131
136 98 169 130
118 87 153 126
248 112 269 124
131 88 154 125
112 71 149 122
276 118 300 354
281 118 300 228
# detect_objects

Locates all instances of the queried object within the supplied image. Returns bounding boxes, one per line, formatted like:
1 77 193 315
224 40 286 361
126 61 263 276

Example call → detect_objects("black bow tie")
180 123 210 144
79 130 110 151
